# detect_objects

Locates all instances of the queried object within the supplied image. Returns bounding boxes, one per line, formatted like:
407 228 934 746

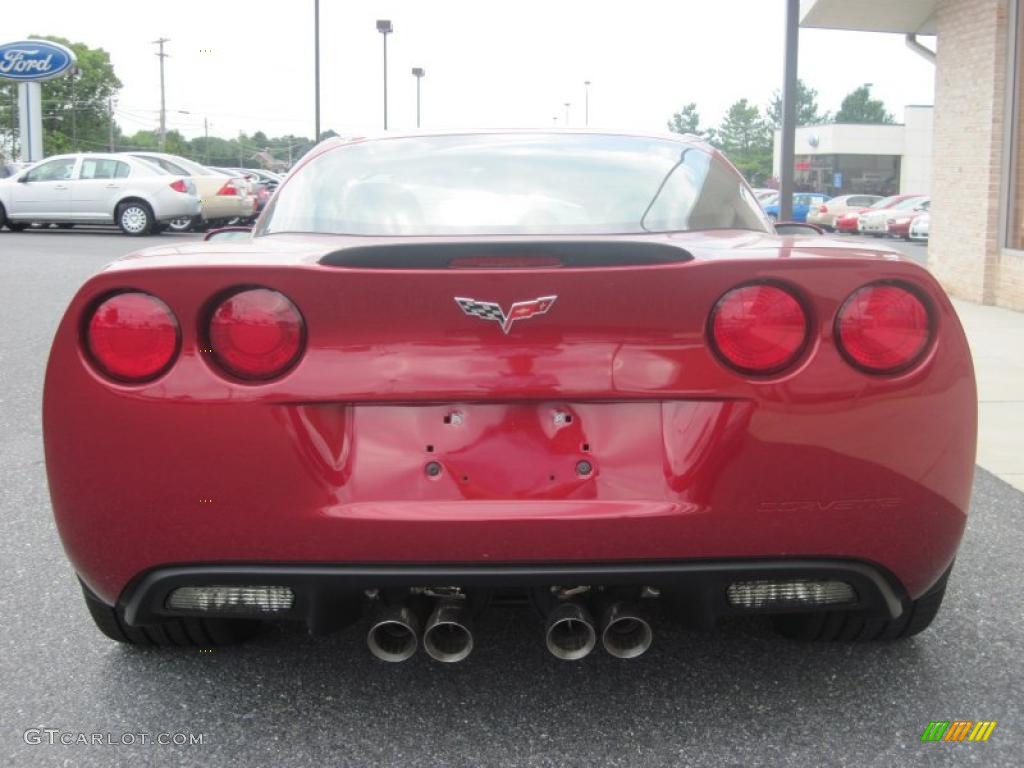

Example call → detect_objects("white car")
909 212 930 241
0 153 200 235
858 195 927 236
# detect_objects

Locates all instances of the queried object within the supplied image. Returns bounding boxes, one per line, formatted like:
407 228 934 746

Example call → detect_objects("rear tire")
773 567 951 642
117 201 154 236
167 216 194 233
82 583 261 647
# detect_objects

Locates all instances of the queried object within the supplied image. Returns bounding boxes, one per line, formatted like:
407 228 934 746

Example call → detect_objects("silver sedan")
0 153 201 236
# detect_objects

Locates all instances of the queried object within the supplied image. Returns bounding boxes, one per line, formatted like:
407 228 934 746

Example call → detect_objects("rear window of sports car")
258 133 770 236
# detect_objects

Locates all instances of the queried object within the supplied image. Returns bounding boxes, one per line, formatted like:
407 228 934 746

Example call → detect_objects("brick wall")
929 0 1011 306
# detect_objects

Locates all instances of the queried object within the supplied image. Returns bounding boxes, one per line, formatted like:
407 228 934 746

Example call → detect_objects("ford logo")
0 39 77 82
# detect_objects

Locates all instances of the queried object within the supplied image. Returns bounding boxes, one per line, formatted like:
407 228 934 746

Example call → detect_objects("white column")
17 81 43 162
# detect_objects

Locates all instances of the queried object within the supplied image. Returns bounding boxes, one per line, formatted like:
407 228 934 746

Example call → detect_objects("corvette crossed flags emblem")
454 295 557 334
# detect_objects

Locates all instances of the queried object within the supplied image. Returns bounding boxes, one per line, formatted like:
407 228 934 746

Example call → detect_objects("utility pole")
108 96 115 151
70 68 78 151
779 0 799 222
584 81 591 127
314 0 321 142
153 38 170 151
203 117 210 165
564 102 570 125
238 132 244 167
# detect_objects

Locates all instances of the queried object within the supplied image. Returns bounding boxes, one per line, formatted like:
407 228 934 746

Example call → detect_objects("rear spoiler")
318 241 693 269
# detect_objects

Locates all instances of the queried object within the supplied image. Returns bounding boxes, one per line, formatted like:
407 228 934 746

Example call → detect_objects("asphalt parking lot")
1 228 1019 767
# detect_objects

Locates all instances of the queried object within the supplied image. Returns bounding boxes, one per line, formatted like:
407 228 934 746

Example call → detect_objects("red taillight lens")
217 181 238 196
86 292 179 382
169 179 188 193
209 288 304 380
710 284 808 374
836 283 931 373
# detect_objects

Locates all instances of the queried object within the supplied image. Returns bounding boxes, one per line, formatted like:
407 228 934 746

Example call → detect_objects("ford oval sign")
0 40 77 82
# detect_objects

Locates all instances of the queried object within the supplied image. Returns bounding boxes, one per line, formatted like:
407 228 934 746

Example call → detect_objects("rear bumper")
43 255 977 608
151 191 201 221
117 558 907 629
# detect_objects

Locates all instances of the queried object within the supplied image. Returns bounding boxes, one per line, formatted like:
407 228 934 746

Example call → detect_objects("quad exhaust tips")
600 602 652 659
423 599 474 663
367 604 420 663
545 600 598 660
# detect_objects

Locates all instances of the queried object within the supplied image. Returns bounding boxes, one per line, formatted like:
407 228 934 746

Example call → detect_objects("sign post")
0 39 78 162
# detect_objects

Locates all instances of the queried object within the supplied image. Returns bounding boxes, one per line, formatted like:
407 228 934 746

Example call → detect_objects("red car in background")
43 132 975 662
834 194 921 234
887 199 931 239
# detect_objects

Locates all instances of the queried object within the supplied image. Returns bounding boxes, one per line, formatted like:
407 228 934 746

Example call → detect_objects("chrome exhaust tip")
544 600 597 661
600 602 652 659
367 604 419 662
422 600 474 663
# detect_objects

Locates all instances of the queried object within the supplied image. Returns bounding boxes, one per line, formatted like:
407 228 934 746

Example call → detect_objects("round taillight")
836 283 931 373
86 292 180 382
710 283 808 374
209 288 304 380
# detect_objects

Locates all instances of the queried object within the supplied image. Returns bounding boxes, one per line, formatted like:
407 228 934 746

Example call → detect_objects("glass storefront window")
794 154 901 196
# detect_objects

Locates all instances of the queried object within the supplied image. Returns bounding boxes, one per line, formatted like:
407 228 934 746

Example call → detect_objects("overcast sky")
7 0 936 141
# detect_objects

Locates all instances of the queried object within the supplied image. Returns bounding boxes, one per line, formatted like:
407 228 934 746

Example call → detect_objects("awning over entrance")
799 0 938 33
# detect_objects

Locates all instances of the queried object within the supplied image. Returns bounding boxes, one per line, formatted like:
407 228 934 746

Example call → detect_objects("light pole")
376 19 393 130
584 80 591 127
178 110 210 164
153 38 170 151
411 67 425 128
70 67 79 151
564 102 570 126
314 0 321 141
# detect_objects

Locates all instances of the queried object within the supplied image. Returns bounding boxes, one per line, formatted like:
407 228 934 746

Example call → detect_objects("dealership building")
800 0 1024 310
772 106 933 197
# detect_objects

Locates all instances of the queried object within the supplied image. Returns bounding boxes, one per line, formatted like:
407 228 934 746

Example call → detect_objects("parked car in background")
125 152 255 232
762 192 829 222
887 198 931 239
834 194 921 235
213 167 281 214
859 195 928 236
1 161 31 179
806 194 882 230
0 153 200 235
909 211 930 242
752 188 778 203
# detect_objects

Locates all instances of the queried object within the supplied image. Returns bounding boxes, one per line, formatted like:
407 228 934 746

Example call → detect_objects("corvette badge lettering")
454 295 557 334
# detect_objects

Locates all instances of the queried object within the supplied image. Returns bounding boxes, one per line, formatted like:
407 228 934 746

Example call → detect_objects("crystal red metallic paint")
43 132 976 649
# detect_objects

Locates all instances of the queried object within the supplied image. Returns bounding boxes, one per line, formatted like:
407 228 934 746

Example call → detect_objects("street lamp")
178 110 210 164
376 19 393 130
411 67 425 128
584 80 591 127
564 102 570 125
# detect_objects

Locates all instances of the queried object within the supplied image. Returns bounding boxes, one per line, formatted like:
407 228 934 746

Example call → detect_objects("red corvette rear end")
43 132 976 660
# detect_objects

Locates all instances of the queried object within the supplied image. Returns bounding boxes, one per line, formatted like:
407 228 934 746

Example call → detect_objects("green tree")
714 98 772 184
766 78 828 129
667 102 701 135
0 35 122 158
121 129 189 156
834 85 894 124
